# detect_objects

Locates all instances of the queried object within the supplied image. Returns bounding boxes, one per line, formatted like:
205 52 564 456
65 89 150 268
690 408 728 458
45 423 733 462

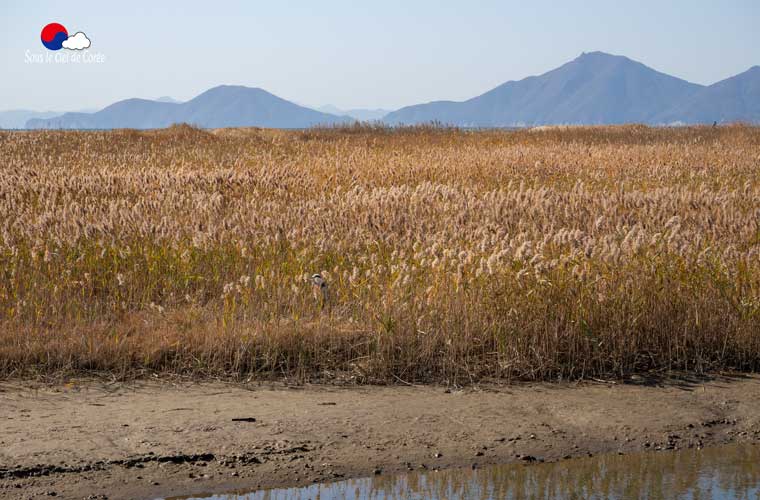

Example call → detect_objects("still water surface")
171 443 760 499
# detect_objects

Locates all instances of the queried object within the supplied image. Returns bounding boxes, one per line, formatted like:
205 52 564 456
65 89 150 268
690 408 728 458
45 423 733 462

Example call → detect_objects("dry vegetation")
1 124 759 382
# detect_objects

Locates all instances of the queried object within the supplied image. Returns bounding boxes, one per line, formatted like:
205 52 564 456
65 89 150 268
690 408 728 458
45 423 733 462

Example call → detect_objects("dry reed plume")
1 124 759 383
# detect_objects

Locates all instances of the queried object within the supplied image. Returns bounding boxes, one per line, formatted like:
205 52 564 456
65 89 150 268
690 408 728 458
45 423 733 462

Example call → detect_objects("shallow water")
170 444 760 499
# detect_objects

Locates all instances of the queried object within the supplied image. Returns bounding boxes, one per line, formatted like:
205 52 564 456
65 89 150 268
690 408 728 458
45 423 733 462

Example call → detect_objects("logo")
41 22 91 51
25 23 103 64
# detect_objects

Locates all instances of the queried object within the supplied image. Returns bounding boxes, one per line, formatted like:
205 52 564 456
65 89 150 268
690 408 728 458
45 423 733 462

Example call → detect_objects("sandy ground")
1 375 760 499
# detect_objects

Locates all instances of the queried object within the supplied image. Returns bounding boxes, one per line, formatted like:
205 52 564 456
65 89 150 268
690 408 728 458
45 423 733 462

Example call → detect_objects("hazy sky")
2 1 759 111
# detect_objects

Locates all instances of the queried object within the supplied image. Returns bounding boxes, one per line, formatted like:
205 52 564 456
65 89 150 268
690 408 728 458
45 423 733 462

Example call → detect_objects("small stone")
373 468 382 475
475 451 484 457
434 452 442 458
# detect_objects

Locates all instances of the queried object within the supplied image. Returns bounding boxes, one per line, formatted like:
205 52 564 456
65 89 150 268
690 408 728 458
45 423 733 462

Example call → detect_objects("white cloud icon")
62 32 91 50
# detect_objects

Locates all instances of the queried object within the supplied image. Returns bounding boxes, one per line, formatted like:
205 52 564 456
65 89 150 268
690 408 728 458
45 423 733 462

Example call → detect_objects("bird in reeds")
310 273 329 309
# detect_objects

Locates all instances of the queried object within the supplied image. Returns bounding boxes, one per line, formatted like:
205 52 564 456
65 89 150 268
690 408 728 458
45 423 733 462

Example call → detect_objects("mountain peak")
575 51 626 62
204 84 265 93
385 51 706 126
570 51 640 71
578 51 612 57
25 85 352 129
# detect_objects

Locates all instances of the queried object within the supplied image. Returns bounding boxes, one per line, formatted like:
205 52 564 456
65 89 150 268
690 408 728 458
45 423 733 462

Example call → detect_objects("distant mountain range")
0 110 62 129
317 105 390 121
653 66 760 124
25 87 352 129
1 101 177 129
0 98 175 129
385 52 760 126
0 108 97 129
17 52 760 129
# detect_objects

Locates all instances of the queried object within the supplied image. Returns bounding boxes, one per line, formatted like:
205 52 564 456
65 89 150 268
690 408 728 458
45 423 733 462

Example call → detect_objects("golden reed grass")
1 124 759 382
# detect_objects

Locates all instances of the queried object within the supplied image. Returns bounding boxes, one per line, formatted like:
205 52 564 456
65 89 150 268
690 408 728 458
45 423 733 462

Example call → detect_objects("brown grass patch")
1 125 759 382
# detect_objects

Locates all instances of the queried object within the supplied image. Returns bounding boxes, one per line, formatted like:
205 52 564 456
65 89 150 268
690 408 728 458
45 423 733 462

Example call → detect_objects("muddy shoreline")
1 375 760 499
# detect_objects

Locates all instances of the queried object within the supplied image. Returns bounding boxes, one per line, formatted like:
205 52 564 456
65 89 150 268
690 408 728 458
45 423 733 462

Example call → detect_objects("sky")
1 1 759 112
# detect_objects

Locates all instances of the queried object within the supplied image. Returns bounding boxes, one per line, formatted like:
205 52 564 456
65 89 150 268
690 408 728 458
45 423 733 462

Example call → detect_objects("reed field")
1 124 759 382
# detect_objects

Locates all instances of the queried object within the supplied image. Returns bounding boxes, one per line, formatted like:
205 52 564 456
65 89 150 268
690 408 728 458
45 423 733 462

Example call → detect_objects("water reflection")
171 444 760 500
